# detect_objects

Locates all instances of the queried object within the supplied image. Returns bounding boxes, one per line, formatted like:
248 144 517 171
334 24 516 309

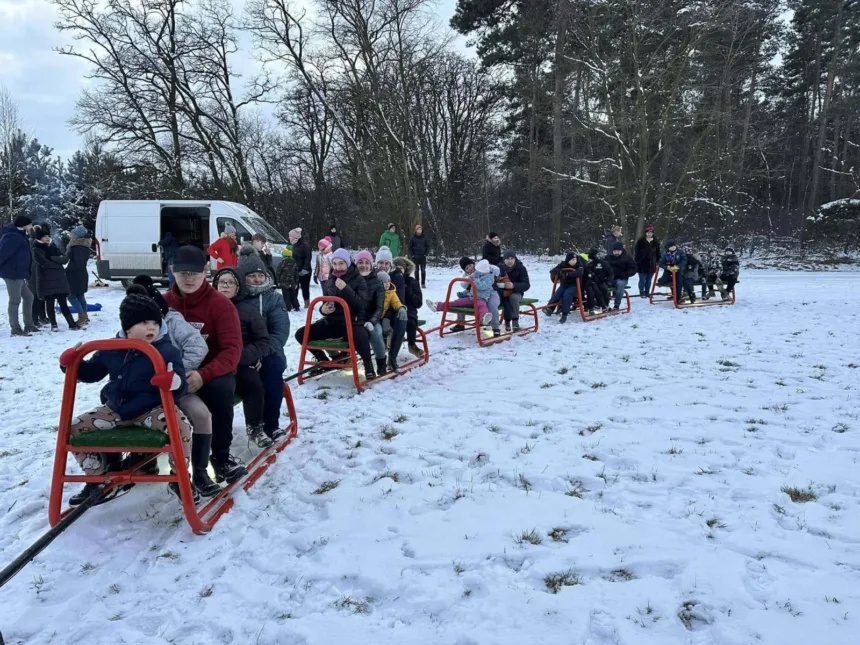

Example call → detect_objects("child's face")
568 258 577 266
383 280 392 290
669 245 677 252
39 235 51 244
253 240 264 250
464 263 475 273
356 258 372 274
127 320 160 342
331 258 348 273
245 271 266 286
216 274 238 298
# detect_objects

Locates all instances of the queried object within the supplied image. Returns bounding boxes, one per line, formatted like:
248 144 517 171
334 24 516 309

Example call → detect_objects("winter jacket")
388 266 406 303
720 254 740 279
323 264 369 324
159 232 179 262
460 269 496 301
381 284 405 318
65 237 91 295
409 233 429 258
482 239 502 266
314 250 332 282
603 233 622 255
329 232 344 251
659 249 687 272
550 255 584 287
362 270 385 326
277 252 298 290
257 248 273 270
234 297 272 367
606 250 637 281
395 257 422 321
33 240 70 298
702 254 722 278
379 230 402 257
587 258 614 286
292 237 312 276
164 310 209 371
634 236 661 273
244 277 290 362
207 235 239 268
0 224 32 280
165 281 242 383
683 254 705 282
77 325 187 421
497 260 530 296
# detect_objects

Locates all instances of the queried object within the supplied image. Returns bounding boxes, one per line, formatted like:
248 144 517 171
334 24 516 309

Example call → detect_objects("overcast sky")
0 0 465 160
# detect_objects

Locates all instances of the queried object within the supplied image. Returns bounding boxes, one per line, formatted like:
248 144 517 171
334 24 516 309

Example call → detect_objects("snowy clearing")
1 265 859 645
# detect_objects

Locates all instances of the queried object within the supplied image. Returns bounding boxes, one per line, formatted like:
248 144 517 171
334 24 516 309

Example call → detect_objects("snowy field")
1 263 859 645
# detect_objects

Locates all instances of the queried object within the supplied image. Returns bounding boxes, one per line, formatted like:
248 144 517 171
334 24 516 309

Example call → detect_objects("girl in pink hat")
314 237 333 286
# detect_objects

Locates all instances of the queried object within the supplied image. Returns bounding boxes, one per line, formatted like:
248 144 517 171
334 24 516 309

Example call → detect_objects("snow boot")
408 343 425 358
559 314 568 324
269 427 287 442
191 435 221 497
512 320 520 332
449 324 466 333
388 333 404 372
425 299 438 313
481 312 492 326
247 423 273 449
543 306 555 317
168 471 201 505
211 452 248 484
24 324 41 333
76 312 89 326
492 329 501 338
504 321 511 332
69 483 120 507
363 360 377 381
10 327 30 337
376 358 388 377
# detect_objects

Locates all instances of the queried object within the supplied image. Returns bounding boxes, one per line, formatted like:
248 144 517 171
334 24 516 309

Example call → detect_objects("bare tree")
0 85 23 221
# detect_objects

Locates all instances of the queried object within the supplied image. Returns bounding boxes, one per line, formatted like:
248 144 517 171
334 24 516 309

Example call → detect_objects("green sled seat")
69 426 169 449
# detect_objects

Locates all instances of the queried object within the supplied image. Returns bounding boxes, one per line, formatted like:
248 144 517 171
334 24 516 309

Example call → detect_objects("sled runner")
543 269 631 322
296 296 429 393
49 339 299 535
649 271 736 308
426 277 539 346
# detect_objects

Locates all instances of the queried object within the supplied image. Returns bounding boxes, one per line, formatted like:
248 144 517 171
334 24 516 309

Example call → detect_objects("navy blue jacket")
77 327 188 420
606 250 637 281
0 224 32 280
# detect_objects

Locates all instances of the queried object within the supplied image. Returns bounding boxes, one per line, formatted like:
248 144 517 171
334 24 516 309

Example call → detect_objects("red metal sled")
425 277 539 346
543 269 631 322
296 296 429 393
650 271 736 308
49 339 299 535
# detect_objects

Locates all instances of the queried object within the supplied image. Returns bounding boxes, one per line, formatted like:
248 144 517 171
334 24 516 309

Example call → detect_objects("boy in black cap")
59 292 196 505
585 248 613 314
719 247 740 299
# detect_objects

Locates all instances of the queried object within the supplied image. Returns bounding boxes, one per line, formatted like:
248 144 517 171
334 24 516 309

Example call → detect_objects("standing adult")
409 224 429 288
207 223 239 268
606 242 637 310
379 223 402 257
159 231 180 286
328 224 344 251
496 250 530 332
0 215 37 336
29 225 49 326
482 232 502 266
603 225 623 256
290 227 312 308
633 224 661 297
65 225 92 326
33 227 81 332
164 245 247 484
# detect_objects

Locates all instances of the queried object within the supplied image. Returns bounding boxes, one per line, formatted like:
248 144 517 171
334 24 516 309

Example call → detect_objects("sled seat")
447 297 539 315
305 339 351 350
545 270 632 322
69 427 168 449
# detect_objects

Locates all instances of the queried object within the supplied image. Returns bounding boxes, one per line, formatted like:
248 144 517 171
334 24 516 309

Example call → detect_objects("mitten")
382 318 392 334
397 308 407 321
150 362 182 391
59 346 79 373
364 321 374 332
299 270 310 276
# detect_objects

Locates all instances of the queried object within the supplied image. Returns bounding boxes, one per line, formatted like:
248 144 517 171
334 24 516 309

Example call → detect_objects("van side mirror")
151 243 158 252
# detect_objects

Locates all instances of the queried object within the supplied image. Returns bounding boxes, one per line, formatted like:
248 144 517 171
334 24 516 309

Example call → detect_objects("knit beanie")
238 244 267 276
119 293 163 332
375 246 394 264
354 250 374 265
331 248 352 268
318 237 333 251
475 259 491 274
587 248 600 260
645 224 654 232
612 241 624 251
666 240 677 249
376 271 391 283
128 280 169 316
503 250 517 260
71 225 89 239
724 246 735 254
289 227 302 239
459 256 475 271
281 245 293 257
224 222 236 235
13 215 32 228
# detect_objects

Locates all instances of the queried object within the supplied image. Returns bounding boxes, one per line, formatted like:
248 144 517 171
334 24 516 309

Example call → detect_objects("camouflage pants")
70 404 193 475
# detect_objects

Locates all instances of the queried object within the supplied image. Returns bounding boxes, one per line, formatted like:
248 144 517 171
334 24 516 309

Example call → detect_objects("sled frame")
650 271 736 308
543 269 632 322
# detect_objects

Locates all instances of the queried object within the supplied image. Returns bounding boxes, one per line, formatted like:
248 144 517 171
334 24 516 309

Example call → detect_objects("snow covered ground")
1 264 859 645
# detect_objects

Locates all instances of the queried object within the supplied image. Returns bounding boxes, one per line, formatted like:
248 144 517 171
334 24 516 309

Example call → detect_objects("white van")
95 200 289 286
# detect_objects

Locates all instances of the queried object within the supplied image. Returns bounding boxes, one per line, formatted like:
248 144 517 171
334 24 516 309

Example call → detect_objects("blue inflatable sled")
56 303 103 314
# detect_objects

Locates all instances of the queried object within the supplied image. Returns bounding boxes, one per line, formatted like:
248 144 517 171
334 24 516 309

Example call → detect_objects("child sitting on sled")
545 253 585 323
719 246 740 299
377 270 409 370
426 257 502 336
59 292 192 506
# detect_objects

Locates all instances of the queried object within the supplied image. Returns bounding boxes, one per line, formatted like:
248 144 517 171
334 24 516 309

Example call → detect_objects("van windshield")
248 216 287 244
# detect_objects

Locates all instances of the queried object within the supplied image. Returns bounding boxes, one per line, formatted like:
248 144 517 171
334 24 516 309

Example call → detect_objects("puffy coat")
381 284 405 318
314 250 332 282
165 280 242 383
497 260 530 296
683 254 705 282
244 277 290 362
659 248 687 272
207 235 238 268
329 232 344 251
363 270 385 326
409 233 429 258
482 239 502 266
65 237 91 295
606 250 637 281
164 309 209 371
720 253 740 279
394 257 422 321
379 230 402 257
0 224 32 280
323 263 369 324
277 252 298 290
550 255 584 287
33 240 71 298
388 266 406 303
292 237 312 276
603 233 622 255
702 253 722 278
77 325 187 420
460 269 496 301
634 236 661 273
587 258 614 286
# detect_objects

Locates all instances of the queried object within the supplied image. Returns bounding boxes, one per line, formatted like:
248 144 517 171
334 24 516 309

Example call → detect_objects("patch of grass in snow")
832 422 849 433
544 570 582 594
314 390 329 401
764 403 789 413
717 359 739 367
580 422 602 436
80 562 96 574
517 473 532 492
393 414 408 423
109 614 123 621
313 480 341 495
488 424 502 434
380 425 399 440
548 527 569 543
664 444 683 455
606 568 636 582
773 503 786 515
695 467 721 475
371 471 399 484
557 367 569 375
199 586 213 599
591 382 607 389
781 486 817 503
156 551 179 561
582 453 600 462
514 528 543 546
565 479 587 498
848 363 859 369
519 442 534 454
706 517 727 530
826 596 841 604
453 561 465 575
746 418 767 425
540 382 554 389
780 600 802 617
108 584 120 594
335 595 375 615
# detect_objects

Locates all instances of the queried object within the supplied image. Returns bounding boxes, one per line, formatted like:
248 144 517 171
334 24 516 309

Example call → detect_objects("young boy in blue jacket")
60 292 193 505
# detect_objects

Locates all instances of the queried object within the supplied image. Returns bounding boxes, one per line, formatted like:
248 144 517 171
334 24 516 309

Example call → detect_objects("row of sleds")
0 269 735 593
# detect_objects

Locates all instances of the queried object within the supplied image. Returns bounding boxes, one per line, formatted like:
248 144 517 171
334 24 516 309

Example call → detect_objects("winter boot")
76 312 89 326
69 483 120 507
211 452 248 484
50 324 59 332
269 427 286 442
408 343 425 358
480 312 492 326
303 297 310 309
168 470 201 505
512 320 520 332
191 435 221 497
543 306 555 317
10 327 30 337
425 299 438 313
376 358 388 377
247 423 273 449
504 321 511 332
24 324 40 333
388 333 404 372
449 324 466 333
559 314 568 324
363 359 377 381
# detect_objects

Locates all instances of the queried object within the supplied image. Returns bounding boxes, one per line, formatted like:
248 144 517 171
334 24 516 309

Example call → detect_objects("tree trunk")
550 0 569 254
734 70 756 207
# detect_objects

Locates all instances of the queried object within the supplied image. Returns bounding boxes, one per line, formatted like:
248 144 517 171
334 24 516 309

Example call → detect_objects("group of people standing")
0 215 93 336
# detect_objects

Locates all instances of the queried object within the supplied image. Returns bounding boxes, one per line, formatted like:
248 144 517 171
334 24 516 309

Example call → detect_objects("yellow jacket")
382 284 404 317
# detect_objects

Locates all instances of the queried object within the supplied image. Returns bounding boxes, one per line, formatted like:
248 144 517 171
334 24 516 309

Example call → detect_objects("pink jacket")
315 251 332 282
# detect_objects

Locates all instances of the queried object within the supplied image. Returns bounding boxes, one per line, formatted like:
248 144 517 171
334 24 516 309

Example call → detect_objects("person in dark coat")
33 227 80 331
328 224 344 251
603 225 623 256
496 250 530 332
394 256 424 358
293 249 376 379
657 240 687 300
482 232 502 266
66 225 92 325
213 266 273 449
159 231 180 286
633 225 661 297
586 248 614 313
545 253 584 323
606 242 637 310
408 225 429 287
719 247 740 299
289 227 312 308
355 250 388 376
28 224 50 326
0 215 37 335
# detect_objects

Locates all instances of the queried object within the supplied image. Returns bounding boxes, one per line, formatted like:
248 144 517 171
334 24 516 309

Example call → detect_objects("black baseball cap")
172 245 208 272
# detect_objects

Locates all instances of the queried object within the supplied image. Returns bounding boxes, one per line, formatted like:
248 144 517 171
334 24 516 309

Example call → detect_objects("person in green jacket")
379 223 402 257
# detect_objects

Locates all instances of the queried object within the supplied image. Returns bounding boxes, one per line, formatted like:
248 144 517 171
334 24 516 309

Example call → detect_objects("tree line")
1 0 859 254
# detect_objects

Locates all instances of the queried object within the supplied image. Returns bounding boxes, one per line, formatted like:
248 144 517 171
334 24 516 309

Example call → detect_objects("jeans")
637 272 653 295
369 323 386 359
501 292 523 322
550 284 578 315
680 277 695 300
196 374 237 460
68 292 88 314
3 278 34 331
612 279 627 308
260 353 286 433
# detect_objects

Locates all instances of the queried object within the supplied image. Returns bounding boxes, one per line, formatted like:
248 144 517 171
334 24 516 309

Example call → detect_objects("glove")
150 362 182 391
299 270 310 276
313 276 319 284
59 345 81 373
382 318 392 334
364 321 374 332
668 266 679 273
397 308 407 321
